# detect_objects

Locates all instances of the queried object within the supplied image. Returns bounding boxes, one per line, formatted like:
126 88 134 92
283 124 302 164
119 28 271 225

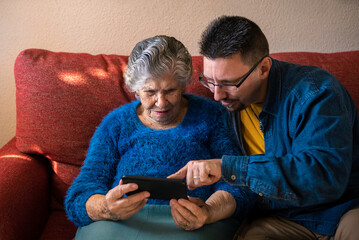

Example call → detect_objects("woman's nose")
155 94 167 108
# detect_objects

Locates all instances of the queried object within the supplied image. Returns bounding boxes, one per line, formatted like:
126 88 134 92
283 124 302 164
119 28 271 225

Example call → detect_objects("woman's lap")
75 205 239 240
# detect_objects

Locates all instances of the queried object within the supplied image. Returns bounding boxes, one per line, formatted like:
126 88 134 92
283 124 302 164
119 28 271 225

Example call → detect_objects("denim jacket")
222 58 359 235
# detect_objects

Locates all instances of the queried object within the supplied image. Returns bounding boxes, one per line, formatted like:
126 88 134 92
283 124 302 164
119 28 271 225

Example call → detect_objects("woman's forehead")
141 76 181 90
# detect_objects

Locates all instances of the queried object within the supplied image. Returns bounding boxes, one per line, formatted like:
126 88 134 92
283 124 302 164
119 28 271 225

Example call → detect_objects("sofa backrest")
14 49 359 208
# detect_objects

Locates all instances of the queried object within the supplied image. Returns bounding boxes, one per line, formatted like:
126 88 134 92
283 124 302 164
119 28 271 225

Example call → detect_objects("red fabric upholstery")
0 138 50 240
0 49 358 240
14 50 135 210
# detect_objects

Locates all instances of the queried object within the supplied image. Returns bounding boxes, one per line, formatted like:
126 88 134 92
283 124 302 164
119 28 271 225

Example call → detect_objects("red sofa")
0 49 358 240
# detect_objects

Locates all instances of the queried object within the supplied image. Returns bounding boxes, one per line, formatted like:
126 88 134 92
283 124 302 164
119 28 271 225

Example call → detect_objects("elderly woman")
65 35 255 239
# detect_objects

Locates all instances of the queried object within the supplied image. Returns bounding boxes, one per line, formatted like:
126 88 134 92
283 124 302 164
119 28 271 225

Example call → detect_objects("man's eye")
219 79 239 85
220 81 233 84
204 78 215 84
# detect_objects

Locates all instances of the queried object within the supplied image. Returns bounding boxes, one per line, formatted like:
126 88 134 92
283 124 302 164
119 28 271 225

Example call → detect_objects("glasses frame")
199 55 268 90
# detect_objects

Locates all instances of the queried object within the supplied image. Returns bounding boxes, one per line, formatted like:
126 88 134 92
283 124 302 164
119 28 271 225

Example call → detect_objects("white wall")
1 0 358 148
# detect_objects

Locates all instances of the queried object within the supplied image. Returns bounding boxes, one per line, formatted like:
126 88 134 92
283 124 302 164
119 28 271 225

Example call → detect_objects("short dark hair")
199 16 269 65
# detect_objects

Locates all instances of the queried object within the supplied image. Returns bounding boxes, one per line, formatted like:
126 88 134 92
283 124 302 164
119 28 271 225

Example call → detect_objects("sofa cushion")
39 210 77 240
0 138 50 240
15 49 132 163
14 49 212 207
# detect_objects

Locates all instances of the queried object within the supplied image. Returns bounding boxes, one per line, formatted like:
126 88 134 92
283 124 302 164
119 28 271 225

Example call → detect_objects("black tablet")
121 175 188 200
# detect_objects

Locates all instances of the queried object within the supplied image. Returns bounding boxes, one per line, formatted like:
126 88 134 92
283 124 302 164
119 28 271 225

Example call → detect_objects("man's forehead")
203 54 248 79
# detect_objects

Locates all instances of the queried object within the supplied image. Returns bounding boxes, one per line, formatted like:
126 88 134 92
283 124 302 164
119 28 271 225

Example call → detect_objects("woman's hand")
169 197 210 231
170 190 236 231
86 180 150 221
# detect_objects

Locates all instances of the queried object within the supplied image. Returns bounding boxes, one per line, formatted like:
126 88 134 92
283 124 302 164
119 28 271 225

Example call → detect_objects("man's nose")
213 85 226 101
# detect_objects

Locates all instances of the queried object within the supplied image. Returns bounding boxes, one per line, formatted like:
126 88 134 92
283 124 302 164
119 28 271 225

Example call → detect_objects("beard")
220 98 245 112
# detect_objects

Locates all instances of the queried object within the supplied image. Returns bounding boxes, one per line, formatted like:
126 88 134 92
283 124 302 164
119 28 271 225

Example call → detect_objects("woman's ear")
135 90 140 99
180 84 186 94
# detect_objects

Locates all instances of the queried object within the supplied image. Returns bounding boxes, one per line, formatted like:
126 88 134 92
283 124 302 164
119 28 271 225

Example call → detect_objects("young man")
169 16 359 239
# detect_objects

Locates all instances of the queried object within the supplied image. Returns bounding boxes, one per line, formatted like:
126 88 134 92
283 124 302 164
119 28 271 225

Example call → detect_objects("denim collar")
262 58 282 118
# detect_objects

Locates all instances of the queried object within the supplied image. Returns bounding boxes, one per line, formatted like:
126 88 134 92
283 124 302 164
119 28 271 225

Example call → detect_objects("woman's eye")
164 89 178 95
144 91 156 96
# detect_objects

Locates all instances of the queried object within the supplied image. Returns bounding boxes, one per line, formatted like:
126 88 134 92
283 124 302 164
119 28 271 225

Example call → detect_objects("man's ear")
259 57 272 79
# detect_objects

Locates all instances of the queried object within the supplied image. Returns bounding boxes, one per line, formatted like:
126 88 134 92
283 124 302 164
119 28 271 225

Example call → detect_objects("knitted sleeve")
64 108 124 227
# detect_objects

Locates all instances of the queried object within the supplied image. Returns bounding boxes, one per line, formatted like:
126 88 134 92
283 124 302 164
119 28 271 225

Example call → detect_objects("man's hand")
168 159 222 190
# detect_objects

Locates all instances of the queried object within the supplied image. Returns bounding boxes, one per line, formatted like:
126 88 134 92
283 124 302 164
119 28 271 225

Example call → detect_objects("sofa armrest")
0 138 51 240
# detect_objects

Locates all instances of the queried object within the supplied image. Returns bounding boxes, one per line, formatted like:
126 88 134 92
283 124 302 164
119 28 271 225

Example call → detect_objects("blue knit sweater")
65 94 256 227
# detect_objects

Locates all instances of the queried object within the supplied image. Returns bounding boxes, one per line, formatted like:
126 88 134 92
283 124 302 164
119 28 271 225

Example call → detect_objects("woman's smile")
154 109 170 115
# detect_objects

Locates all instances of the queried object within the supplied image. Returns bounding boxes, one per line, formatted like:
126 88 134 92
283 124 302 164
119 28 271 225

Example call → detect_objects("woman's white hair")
124 35 193 93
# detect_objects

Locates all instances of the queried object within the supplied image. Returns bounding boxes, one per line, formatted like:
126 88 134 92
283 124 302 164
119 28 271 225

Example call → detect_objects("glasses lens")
199 73 245 93
199 75 214 91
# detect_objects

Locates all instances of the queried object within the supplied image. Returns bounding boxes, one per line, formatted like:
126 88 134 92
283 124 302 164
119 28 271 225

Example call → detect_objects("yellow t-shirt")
240 104 265 155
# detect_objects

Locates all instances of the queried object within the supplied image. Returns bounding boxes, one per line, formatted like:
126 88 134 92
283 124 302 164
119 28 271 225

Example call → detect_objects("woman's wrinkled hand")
169 196 210 231
103 180 150 221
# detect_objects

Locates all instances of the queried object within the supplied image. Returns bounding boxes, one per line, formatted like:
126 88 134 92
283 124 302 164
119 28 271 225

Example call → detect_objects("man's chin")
222 103 236 111
220 102 242 111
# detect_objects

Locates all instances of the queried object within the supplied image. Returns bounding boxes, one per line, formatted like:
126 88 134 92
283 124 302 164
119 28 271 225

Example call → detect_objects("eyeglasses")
199 55 268 92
